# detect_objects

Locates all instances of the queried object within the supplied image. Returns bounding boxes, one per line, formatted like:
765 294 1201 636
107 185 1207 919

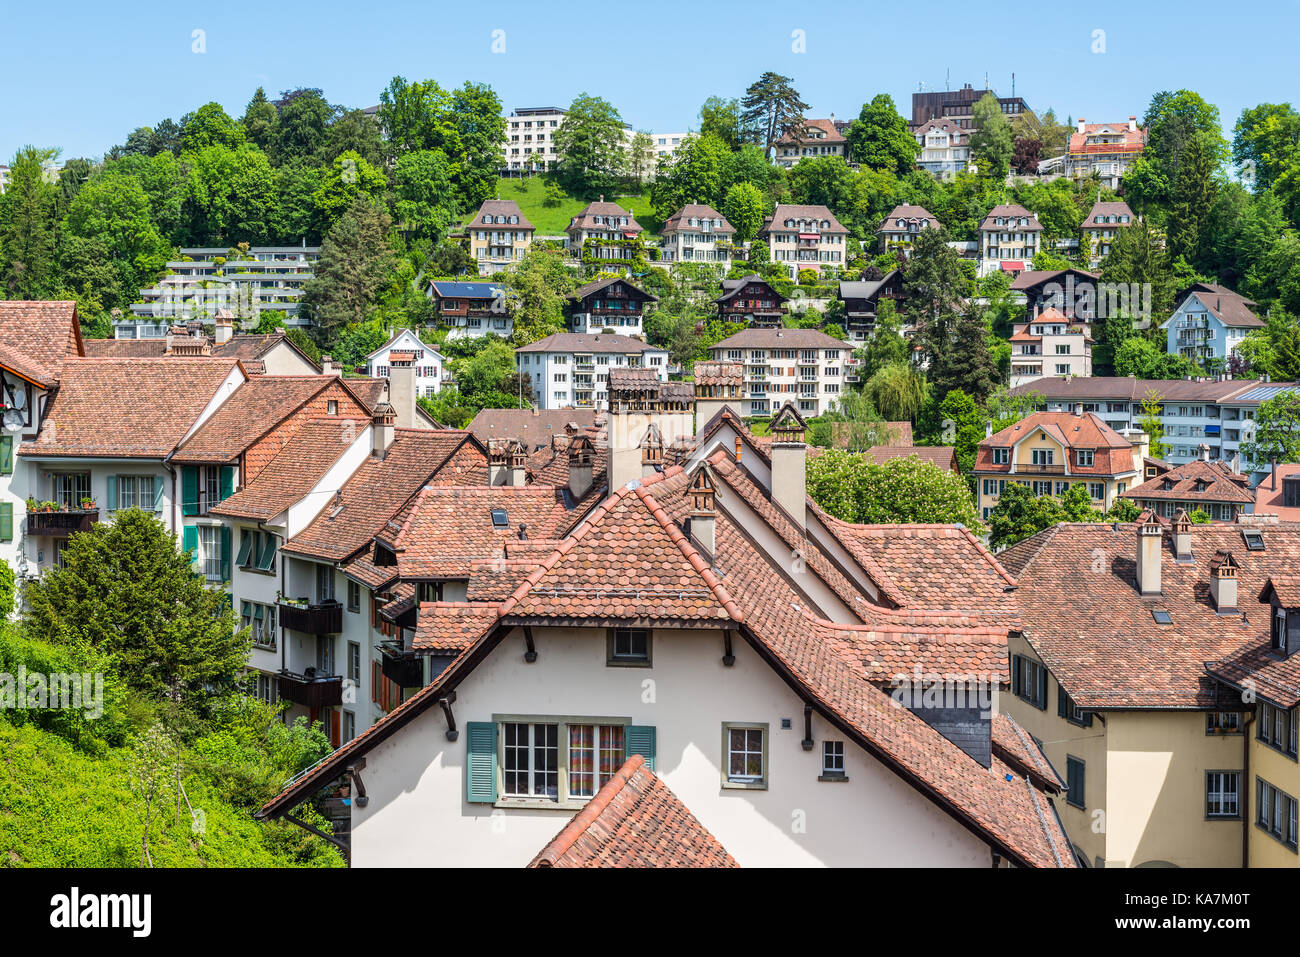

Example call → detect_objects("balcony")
277 599 343 634
27 508 98 537
1015 463 1066 475
381 645 425 688
277 669 343 709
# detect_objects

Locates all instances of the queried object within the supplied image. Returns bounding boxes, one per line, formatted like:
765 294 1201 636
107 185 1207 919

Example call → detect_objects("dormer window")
1243 530 1266 551
1273 606 1289 653
992 448 1010 465
1077 449 1094 467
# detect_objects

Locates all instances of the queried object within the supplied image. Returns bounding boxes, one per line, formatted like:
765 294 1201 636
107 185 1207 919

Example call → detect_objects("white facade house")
759 204 850 281
1161 284 1264 368
913 117 969 177
363 329 446 399
709 328 848 417
978 205 1042 277
1008 308 1094 388
515 333 668 411
501 106 567 172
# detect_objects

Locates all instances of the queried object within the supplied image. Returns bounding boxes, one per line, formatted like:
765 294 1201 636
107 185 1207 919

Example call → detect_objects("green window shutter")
256 532 276 571
220 525 231 581
181 466 199 516
465 722 498 803
1011 655 1022 697
1035 664 1047 710
220 466 235 501
0 435 12 475
0 502 12 542
106 475 118 512
152 476 164 513
182 525 198 567
626 725 656 771
1058 684 1068 719
235 530 254 567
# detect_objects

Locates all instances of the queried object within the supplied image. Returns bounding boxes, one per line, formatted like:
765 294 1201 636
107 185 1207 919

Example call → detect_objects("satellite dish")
9 385 25 409
3 409 25 431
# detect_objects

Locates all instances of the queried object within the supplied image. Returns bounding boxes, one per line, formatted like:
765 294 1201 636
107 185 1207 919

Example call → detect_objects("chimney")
320 354 341 377
640 424 664 478
1272 458 1279 491
608 403 642 492
509 441 528 487
1199 442 1211 463
567 435 594 499
372 402 396 460
1231 451 1242 475
693 361 743 430
388 354 417 429
985 420 993 438
769 403 808 531
734 435 743 463
1077 117 1087 135
1128 115 1137 133
1209 550 1239 614
1121 427 1150 475
1172 508 1193 562
213 310 234 345
1073 402 1084 417
688 468 717 556
1136 510 1162 595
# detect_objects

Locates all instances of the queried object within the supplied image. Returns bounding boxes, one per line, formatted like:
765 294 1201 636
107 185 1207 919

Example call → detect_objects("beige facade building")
659 204 735 266
774 118 849 169
466 200 534 274
758 204 849 280
1008 307 1094 387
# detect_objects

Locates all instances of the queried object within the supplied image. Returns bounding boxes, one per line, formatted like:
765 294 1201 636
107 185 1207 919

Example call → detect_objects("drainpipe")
1242 708 1254 869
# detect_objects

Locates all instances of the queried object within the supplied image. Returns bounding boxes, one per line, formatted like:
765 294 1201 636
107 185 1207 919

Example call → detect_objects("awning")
622 231 638 239
1000 261 1025 272
798 233 819 240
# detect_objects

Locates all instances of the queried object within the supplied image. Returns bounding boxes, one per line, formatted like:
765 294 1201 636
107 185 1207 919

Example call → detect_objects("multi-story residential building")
974 408 1141 518
429 280 513 340
709 328 848 417
1007 376 1300 468
84 315 321 375
362 329 446 398
566 277 656 336
759 204 849 281
773 118 849 168
714 276 788 327
1001 514 1300 867
465 199 534 274
649 131 690 165
911 84 1031 129
565 199 645 270
875 205 940 252
120 246 320 336
515 333 668 410
836 270 905 345
1081 200 1134 267
1162 283 1264 367
1010 268 1102 320
502 106 566 173
659 204 735 266
913 118 970 177
1008 308 1093 387
255 400 1074 868
978 205 1042 277
1064 117 1147 189
1120 456 1255 521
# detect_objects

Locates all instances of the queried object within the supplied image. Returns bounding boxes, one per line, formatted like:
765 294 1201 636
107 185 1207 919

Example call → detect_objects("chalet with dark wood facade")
714 276 788 327
566 277 657 337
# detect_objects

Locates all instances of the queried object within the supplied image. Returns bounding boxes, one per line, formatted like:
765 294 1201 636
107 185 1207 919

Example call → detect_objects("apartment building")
875 204 941 252
758 204 849 281
515 333 668 410
429 280 513 340
911 84 1031 129
566 277 657 336
1082 200 1134 268
466 199 534 274
84 316 321 375
1065 117 1147 190
913 118 970 177
650 131 690 165
774 118 849 168
502 106 566 172
709 327 847 417
1162 283 1264 367
121 246 320 336
714 275 788 327
564 199 645 270
978 205 1042 277
362 329 446 398
1010 268 1102 320
974 409 1141 518
1008 308 1093 387
1120 457 1255 522
659 204 735 266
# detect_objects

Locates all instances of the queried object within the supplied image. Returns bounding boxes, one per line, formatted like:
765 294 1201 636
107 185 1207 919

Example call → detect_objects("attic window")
1151 609 1173 625
490 508 509 528
1243 531 1266 552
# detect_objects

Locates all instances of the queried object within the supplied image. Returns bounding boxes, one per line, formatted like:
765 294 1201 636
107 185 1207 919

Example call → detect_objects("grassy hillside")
482 175 662 236
0 722 342 868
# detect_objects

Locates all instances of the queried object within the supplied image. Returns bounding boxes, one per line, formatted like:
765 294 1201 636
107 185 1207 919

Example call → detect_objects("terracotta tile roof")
1121 459 1255 506
660 204 734 235
1068 121 1147 155
776 117 846 146
710 327 848 351
566 201 643 235
992 713 1065 790
1262 576 1300 607
82 333 318 370
876 204 940 232
761 203 848 236
1007 375 1266 403
979 205 1042 232
470 199 534 231
468 408 601 448
863 445 958 473
692 361 742 388
171 376 343 463
344 377 388 410
1084 200 1135 225
284 430 488 562
0 301 82 386
1178 284 1264 329
529 755 738 868
341 552 397 590
413 602 508 653
514 333 659 355
209 417 364 520
1254 464 1300 521
20 357 241 459
1006 522 1300 709
976 411 1135 476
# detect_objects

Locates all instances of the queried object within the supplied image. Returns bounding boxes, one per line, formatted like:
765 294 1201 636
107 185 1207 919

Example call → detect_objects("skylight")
1151 610 1173 625
490 508 508 528
1243 531 1266 552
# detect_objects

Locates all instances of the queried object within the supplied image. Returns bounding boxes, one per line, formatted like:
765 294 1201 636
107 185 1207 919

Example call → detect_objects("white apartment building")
515 333 669 410
363 329 446 399
758 204 849 281
502 106 566 172
978 205 1042 277
709 328 847 417
1008 308 1093 388
1161 284 1264 368
875 204 940 252
659 204 735 266
913 117 969 177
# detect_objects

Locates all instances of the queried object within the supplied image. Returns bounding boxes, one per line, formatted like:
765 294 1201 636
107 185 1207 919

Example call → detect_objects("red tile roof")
1254 464 1300 521
0 301 83 387
171 376 349 463
529 755 738 868
976 411 1135 476
1121 459 1255 506
661 204 735 236
863 445 958 473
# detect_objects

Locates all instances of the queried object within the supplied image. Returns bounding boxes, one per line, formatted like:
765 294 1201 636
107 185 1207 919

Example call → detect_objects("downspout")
1242 708 1254 869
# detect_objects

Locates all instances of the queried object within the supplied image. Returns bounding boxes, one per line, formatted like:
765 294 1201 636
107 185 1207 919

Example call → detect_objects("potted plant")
80 498 96 510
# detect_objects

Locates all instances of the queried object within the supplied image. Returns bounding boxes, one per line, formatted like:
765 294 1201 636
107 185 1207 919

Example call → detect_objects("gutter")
1242 708 1254 869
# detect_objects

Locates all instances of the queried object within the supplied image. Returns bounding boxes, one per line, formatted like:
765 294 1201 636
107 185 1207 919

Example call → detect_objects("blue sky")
2 0 1296 162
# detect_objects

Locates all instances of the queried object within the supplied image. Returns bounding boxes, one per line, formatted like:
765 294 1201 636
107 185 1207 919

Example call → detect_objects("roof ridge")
532 755 646 865
633 484 745 622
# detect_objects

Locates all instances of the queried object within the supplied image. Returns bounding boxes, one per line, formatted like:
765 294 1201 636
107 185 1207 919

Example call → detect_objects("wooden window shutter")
1058 684 1069 719
625 725 657 771
106 475 118 512
1036 663 1047 710
465 722 498 803
330 709 341 749
0 502 12 542
182 525 199 569
220 466 235 501
152 476 164 512
371 662 380 704
220 525 232 581
181 466 199 516
0 434 12 475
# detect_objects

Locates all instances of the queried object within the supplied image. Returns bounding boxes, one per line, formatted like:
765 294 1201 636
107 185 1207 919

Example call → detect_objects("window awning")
1000 261 1025 271
622 231 638 239
798 232 819 240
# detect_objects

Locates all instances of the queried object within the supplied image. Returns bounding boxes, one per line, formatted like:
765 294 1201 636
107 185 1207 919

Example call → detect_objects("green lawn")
480 176 662 237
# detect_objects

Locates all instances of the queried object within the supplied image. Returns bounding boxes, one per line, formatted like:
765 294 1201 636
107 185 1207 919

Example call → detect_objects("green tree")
182 144 280 245
722 181 766 243
391 149 456 240
627 131 657 185
740 72 808 155
22 510 248 709
903 226 968 341
311 150 387 228
927 302 998 403
936 389 986 475
988 482 1067 550
504 246 577 345
241 87 279 153
274 88 335 164
651 133 732 218
970 93 1014 180
1138 389 1170 459
553 94 628 199
1168 131 1219 265
1243 390 1300 463
865 361 926 422
63 173 171 308
806 449 982 529
300 198 397 340
857 298 910 378
845 94 919 176
0 146 60 299
699 96 743 150
178 103 245 152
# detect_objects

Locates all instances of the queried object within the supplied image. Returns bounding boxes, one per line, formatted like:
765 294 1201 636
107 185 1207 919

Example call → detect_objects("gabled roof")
775 118 846 145
862 445 959 473
428 281 506 302
1084 200 1134 225
83 333 322 371
977 411 1135 476
468 408 601 449
714 275 788 305
661 204 734 235
1009 268 1099 293
529 755 738 868
468 199 534 231
979 205 1041 231
0 300 83 387
567 277 656 303
566 201 643 235
1170 284 1263 329
20 357 242 459
1121 459 1255 506
761 204 848 235
876 205 940 233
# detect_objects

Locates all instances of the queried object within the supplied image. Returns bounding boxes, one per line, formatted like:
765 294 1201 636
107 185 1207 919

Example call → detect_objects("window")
1258 702 1298 757
240 601 277 649
1031 448 1054 466
567 724 625 798
347 641 361 683
1076 449 1094 468
1151 609 1173 625
607 628 651 666
821 740 846 779
1066 755 1086 809
490 508 509 528
197 465 221 515
115 475 156 511
316 636 335 676
1207 712 1241 734
722 723 768 789
1013 654 1047 709
342 710 356 743
503 722 559 799
250 671 278 706
53 472 91 509
1089 482 1105 500
347 580 361 613
1206 771 1240 818
199 525 222 581
1257 778 1299 849
992 447 1010 465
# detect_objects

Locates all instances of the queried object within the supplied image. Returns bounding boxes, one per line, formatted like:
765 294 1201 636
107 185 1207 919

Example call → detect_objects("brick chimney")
320 354 341 377
1136 510 1163 594
567 435 594 499
1172 508 1193 562
388 354 418 429
769 402 808 531
372 402 396 460
509 440 528 487
1209 550 1239 614
688 467 717 556
1077 117 1087 135
213 309 234 345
